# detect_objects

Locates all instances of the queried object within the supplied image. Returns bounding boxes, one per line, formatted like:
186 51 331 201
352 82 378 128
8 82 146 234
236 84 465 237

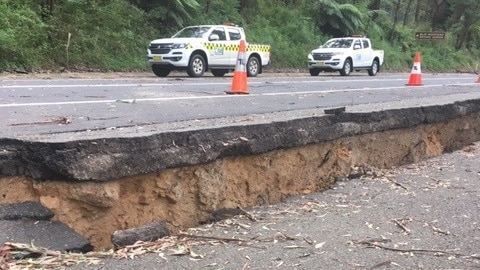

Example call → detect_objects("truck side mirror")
354 44 361 50
209 34 220 41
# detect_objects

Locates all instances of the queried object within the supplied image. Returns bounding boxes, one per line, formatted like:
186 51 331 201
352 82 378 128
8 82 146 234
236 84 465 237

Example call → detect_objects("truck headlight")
172 43 188 49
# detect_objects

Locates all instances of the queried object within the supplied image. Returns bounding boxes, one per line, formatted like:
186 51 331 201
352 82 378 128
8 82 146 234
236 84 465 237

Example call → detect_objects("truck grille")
149 43 173 54
312 53 333 61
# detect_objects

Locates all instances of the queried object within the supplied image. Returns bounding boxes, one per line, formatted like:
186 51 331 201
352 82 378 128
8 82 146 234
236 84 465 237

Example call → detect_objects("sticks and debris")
1 242 112 269
9 117 71 126
392 218 412 235
385 177 409 190
177 233 246 243
355 239 480 260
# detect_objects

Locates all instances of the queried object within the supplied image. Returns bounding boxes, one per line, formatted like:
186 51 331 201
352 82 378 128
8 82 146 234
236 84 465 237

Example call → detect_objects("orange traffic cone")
406 52 423 86
226 40 248 95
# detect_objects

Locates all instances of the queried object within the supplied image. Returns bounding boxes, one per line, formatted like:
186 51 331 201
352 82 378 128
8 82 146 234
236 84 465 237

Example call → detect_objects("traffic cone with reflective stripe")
226 40 248 95
406 52 423 86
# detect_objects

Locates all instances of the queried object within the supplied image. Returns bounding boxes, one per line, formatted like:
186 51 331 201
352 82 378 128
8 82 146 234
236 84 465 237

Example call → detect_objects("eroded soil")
1 114 478 250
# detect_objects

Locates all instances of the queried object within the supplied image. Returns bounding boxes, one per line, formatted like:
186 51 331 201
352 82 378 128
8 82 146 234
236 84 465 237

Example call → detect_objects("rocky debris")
111 220 170 248
0 202 92 253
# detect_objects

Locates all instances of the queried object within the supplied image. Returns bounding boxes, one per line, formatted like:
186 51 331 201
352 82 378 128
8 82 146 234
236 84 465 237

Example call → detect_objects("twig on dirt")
392 218 412 234
425 222 450 235
303 237 314 245
429 177 442 184
369 259 392 269
355 239 480 260
9 117 71 126
275 231 296 241
4 242 112 269
177 233 246 243
237 207 257 222
386 177 409 190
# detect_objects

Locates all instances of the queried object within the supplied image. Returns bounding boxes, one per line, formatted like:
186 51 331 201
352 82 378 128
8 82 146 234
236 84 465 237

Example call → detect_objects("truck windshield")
172 26 211 38
323 39 353 48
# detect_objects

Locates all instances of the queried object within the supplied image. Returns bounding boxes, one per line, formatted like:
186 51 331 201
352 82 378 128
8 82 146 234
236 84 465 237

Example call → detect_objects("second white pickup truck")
147 24 271 78
308 37 384 76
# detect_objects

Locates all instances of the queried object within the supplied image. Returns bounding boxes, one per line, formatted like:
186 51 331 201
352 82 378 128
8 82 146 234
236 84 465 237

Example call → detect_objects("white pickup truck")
307 37 384 76
147 24 271 77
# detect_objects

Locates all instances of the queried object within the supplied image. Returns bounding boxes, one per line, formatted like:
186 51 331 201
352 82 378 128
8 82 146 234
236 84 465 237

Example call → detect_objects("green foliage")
133 0 200 36
49 0 156 70
187 0 243 27
244 1 324 69
0 0 479 73
43 0 157 71
310 0 365 37
0 2 49 71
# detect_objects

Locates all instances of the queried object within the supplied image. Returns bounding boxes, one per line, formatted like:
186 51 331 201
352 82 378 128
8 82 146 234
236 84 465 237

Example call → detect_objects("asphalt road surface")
1 72 479 140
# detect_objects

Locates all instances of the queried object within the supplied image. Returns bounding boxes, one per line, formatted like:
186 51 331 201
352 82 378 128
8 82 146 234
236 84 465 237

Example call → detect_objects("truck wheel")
152 65 171 77
309 69 320 76
211 69 228 77
247 56 260 77
339 59 352 76
187 54 206 77
368 59 379 76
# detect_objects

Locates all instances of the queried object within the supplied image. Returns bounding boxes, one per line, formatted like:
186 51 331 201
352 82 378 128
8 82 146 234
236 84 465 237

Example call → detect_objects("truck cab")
147 25 271 78
308 37 384 76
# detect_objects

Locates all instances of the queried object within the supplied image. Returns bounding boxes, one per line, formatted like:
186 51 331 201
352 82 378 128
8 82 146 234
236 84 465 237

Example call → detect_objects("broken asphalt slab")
1 98 480 182
0 202 92 254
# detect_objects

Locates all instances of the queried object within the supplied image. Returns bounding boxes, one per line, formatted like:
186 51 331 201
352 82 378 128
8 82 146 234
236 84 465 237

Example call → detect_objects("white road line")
0 77 475 89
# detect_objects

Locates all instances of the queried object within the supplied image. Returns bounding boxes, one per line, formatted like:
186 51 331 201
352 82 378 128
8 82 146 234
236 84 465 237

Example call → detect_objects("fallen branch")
9 117 71 126
369 259 392 269
4 242 112 269
237 207 257 222
177 233 246 243
355 239 480 260
392 218 412 234
386 177 409 190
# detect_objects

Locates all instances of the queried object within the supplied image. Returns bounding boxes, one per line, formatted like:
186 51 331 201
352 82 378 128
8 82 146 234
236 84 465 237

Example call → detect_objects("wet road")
1 73 479 139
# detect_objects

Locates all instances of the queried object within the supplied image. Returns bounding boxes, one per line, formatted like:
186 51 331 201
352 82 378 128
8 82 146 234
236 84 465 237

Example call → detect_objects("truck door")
361 39 374 67
352 39 363 68
207 27 229 66
226 27 243 66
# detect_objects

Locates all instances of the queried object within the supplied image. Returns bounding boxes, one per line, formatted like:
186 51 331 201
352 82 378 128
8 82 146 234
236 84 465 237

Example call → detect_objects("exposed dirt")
1 114 478 250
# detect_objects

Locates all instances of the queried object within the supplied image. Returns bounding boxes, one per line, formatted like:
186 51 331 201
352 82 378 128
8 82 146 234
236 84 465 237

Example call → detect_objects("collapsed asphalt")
3 141 477 269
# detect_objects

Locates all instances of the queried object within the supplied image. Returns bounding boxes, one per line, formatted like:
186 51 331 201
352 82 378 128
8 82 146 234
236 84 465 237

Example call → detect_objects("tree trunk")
430 0 448 30
403 0 413 26
388 0 403 40
414 0 422 26
204 0 211 13
368 0 381 21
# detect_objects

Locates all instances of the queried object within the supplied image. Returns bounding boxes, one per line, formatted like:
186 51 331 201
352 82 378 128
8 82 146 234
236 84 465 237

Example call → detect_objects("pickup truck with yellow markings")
147 24 271 78
308 37 384 76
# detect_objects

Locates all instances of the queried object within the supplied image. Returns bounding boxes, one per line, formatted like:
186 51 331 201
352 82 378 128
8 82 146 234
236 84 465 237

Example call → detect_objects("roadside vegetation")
1 0 479 73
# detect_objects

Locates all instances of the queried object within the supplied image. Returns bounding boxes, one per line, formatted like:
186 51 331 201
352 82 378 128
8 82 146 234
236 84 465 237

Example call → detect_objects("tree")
310 0 364 37
447 0 480 50
368 0 381 21
130 0 200 35
403 0 413 26
428 0 449 30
